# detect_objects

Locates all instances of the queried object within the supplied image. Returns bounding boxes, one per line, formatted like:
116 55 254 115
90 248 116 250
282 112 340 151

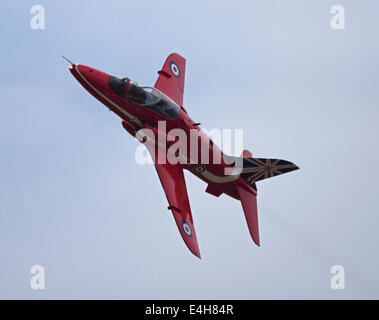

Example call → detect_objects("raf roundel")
181 221 192 237
193 165 206 174
169 61 180 78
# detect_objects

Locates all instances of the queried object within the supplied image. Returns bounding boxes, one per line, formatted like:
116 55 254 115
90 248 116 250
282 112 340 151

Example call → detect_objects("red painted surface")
68 53 298 258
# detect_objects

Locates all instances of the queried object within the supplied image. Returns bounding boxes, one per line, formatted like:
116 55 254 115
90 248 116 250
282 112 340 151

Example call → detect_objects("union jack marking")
241 158 298 185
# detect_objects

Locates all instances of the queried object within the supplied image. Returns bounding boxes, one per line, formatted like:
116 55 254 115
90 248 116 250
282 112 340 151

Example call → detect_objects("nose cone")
72 64 109 92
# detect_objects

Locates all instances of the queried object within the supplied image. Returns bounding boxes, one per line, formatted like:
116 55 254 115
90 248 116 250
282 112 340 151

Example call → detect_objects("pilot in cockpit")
108 74 180 119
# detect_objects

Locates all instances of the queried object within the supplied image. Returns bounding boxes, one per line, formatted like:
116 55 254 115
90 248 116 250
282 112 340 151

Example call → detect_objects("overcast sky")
1 0 378 299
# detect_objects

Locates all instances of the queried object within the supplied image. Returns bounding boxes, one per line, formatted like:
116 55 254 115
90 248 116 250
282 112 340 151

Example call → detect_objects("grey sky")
0 0 378 299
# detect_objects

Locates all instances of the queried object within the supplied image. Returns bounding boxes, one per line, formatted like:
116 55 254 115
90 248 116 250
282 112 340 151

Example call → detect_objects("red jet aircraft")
67 53 299 259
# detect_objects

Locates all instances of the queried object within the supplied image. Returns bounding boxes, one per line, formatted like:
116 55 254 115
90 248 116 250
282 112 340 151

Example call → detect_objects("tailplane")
236 184 260 246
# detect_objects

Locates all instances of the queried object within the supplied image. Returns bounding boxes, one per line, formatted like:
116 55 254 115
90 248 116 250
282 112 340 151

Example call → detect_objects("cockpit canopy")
108 75 181 120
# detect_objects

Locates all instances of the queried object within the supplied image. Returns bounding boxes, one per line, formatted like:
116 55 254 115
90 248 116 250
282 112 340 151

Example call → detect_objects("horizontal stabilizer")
236 185 260 246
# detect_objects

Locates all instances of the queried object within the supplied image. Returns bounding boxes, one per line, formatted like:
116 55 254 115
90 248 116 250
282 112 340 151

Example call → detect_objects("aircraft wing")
154 53 186 106
141 133 200 258
154 162 201 258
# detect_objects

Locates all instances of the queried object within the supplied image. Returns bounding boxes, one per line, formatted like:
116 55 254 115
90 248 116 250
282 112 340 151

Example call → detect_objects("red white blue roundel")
193 165 206 173
169 61 180 78
181 221 192 237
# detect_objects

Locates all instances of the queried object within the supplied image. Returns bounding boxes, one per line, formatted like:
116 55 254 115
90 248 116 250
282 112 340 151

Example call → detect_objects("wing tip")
170 52 186 60
249 228 260 247
193 251 202 259
253 237 260 247
187 242 201 259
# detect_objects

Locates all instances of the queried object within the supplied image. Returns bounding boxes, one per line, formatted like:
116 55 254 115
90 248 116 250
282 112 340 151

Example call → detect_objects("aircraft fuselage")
69 64 254 200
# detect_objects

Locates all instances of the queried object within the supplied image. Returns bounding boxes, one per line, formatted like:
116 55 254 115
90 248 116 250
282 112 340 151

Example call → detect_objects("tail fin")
241 149 253 158
240 155 299 187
